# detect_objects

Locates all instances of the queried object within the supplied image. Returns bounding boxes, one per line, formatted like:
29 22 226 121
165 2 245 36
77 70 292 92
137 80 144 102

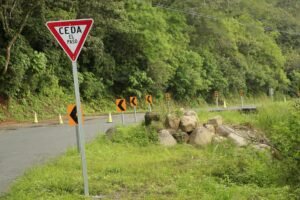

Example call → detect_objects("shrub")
255 101 300 186
110 124 158 146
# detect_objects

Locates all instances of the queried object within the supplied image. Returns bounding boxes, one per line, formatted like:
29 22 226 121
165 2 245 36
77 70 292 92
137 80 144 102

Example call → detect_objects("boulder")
204 124 215 134
212 135 227 144
145 112 160 126
216 125 235 137
179 115 198 133
189 127 214 146
165 114 180 130
173 131 189 143
228 133 248 147
184 110 198 117
158 129 177 146
167 129 177 136
207 116 223 128
105 127 117 140
251 143 271 151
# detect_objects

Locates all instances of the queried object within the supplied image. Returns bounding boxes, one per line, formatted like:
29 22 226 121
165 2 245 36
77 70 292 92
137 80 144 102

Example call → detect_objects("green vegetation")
1 0 300 121
2 101 299 199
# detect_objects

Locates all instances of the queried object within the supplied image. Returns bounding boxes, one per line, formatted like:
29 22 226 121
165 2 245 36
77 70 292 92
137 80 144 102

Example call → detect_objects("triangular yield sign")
46 19 94 61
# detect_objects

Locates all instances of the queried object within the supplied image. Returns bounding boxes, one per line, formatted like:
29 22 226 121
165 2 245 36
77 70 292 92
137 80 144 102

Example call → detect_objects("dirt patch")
0 95 8 107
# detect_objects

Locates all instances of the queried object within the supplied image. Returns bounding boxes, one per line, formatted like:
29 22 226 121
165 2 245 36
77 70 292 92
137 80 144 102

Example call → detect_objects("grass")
1 121 298 200
1 100 299 199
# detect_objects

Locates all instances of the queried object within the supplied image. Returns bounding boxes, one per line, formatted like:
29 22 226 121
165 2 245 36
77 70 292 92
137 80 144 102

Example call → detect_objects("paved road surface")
0 113 144 195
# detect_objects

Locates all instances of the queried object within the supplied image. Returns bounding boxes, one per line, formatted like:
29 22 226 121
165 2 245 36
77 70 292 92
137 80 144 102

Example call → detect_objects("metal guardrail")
208 105 257 112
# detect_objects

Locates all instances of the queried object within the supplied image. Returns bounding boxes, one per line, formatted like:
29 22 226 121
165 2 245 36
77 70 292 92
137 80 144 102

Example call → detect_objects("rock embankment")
146 110 271 151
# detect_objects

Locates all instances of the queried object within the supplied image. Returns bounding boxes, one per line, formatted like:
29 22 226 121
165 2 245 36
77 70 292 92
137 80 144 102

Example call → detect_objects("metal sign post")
46 19 94 197
72 61 89 196
241 96 244 108
146 95 152 112
130 97 137 123
134 106 137 123
75 125 81 153
269 88 274 102
148 103 152 112
239 90 244 108
214 91 219 108
121 112 125 125
116 99 126 125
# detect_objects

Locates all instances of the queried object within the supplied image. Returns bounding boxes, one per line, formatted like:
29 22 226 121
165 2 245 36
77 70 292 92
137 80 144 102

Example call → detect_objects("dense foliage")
256 101 300 188
0 0 299 102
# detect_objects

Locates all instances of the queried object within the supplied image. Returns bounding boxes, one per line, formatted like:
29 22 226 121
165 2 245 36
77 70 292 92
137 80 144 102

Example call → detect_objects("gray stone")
167 129 177 136
165 114 180 130
252 143 271 151
207 115 223 128
204 124 215 134
180 115 198 133
145 112 160 126
212 135 227 144
173 131 189 143
158 129 177 146
216 125 235 137
189 127 214 146
228 133 248 147
184 110 197 117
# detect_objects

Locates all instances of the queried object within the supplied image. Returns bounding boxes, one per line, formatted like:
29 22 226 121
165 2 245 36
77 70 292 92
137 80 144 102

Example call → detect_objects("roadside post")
240 90 244 108
214 91 219 108
269 88 274 102
67 104 83 153
146 95 152 112
130 96 138 122
116 99 126 125
165 93 171 113
46 19 93 197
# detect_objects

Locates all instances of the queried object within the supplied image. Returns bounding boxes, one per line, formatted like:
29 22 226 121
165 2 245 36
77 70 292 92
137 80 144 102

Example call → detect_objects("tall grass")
1 122 299 199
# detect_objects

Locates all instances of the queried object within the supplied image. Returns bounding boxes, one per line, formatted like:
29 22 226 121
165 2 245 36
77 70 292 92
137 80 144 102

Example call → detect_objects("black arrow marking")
147 96 152 104
131 97 137 106
118 100 125 111
70 106 78 124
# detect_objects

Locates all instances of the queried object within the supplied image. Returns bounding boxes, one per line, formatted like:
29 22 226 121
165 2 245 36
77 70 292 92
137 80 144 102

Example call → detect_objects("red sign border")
46 19 94 61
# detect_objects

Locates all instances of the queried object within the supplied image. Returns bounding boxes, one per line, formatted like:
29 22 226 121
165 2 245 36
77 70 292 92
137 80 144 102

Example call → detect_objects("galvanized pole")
134 106 137 123
121 112 125 125
75 125 81 153
216 97 219 108
72 61 89 196
148 103 152 112
241 96 244 108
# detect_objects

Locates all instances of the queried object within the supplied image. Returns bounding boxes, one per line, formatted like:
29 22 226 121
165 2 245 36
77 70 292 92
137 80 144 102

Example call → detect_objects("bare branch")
2 9 32 75
9 0 17 19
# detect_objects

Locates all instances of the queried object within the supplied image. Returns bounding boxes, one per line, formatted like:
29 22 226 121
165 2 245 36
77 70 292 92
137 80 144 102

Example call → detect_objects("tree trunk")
3 41 13 75
2 10 31 75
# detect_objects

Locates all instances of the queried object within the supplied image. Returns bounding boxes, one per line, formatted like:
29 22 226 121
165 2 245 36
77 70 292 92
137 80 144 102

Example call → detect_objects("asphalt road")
0 113 144 195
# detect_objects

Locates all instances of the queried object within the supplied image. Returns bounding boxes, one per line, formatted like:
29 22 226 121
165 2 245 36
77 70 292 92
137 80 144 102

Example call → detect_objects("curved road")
0 113 144 195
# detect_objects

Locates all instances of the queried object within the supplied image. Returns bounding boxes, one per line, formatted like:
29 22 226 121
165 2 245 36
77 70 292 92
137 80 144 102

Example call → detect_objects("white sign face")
46 19 93 61
54 25 87 54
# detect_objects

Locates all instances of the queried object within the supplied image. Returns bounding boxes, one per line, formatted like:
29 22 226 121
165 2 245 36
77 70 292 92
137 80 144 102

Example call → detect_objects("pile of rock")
146 110 270 150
